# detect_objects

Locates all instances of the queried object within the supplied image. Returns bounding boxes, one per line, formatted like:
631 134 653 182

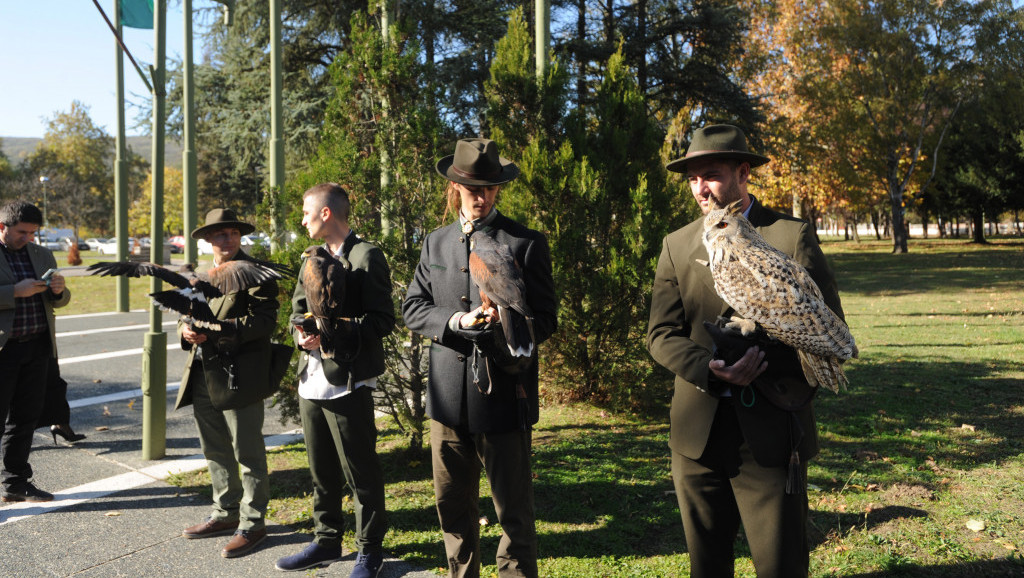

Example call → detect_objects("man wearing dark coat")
403 139 558 578
647 125 847 577
176 209 279 559
274 183 394 578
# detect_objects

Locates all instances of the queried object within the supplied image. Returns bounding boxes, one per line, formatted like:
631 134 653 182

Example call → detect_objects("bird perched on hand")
701 199 858 392
468 233 535 357
299 246 349 359
87 258 291 331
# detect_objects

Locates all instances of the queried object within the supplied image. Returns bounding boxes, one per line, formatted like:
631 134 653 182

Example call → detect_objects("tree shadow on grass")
841 559 1024 577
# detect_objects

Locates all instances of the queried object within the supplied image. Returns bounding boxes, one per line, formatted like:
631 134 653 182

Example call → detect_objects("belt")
10 333 45 343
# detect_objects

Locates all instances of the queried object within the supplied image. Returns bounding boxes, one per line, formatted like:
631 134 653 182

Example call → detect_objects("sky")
0 1 191 139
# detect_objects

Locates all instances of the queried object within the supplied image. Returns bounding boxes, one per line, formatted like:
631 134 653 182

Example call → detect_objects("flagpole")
142 0 167 461
114 0 129 312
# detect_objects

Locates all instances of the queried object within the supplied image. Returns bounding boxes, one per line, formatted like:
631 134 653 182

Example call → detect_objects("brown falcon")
87 259 291 331
468 233 535 357
299 246 348 359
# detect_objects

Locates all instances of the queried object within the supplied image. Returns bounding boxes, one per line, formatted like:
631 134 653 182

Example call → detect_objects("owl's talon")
726 316 758 336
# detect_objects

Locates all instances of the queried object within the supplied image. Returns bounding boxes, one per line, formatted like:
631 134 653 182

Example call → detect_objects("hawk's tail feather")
798 350 847 394
316 316 336 359
498 305 535 358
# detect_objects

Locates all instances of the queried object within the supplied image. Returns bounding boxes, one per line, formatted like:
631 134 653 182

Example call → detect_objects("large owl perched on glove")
702 199 858 392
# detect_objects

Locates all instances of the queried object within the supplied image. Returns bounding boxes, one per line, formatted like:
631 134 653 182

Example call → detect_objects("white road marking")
68 382 183 409
60 344 182 365
0 431 304 525
57 310 148 320
56 321 177 338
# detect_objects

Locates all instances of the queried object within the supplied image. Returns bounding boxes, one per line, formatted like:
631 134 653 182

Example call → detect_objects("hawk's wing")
87 261 192 289
469 234 535 357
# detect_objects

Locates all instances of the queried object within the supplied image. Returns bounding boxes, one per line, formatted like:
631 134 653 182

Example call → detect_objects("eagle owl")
702 200 858 392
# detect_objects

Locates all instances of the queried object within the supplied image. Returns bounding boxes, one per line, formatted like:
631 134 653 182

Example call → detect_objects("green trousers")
190 370 269 531
299 386 387 553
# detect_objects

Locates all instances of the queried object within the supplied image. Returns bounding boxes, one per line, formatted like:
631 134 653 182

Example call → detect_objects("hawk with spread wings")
468 233 535 358
299 246 349 359
87 259 291 331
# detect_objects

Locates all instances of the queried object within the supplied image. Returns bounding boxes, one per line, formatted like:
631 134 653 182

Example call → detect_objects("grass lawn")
166 237 1024 577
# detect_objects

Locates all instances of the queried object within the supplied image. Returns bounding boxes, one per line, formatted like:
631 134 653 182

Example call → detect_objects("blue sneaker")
275 542 342 572
350 551 383 578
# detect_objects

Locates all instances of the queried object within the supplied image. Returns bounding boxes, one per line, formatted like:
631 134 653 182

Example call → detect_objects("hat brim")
435 155 520 186
666 150 770 174
191 221 256 240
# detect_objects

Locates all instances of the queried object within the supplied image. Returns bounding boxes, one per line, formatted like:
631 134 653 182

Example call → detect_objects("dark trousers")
299 386 387 553
38 357 70 427
0 335 51 490
430 420 537 578
671 399 809 578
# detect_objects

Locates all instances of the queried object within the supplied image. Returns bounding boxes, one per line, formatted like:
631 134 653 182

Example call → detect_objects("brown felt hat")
666 124 770 173
191 208 256 240
436 138 520 186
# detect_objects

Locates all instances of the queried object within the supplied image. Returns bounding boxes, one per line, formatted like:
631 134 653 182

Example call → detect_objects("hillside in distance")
1 136 183 169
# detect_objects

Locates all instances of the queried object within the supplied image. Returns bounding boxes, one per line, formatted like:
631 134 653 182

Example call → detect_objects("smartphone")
40 268 59 285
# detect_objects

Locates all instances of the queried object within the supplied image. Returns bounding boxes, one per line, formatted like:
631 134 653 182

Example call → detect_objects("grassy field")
165 237 1024 577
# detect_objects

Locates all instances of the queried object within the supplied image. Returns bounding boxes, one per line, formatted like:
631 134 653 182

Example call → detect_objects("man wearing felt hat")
403 138 558 578
647 124 848 576
176 208 280 559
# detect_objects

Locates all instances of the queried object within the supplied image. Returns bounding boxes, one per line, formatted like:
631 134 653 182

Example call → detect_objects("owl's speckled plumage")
702 200 858 392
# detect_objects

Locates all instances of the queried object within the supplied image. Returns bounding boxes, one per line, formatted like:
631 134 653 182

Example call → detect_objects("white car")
85 238 108 251
97 237 137 256
197 238 213 255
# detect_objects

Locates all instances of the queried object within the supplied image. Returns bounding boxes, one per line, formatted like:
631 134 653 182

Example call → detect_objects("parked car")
97 237 136 256
85 238 108 251
241 234 270 249
34 234 62 251
167 235 185 253
60 237 89 251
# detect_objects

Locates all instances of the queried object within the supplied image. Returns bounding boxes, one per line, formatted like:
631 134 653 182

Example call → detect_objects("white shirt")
297 239 376 400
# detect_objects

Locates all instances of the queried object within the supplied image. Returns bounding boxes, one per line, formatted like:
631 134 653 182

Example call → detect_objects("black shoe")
51 424 86 445
1 482 54 503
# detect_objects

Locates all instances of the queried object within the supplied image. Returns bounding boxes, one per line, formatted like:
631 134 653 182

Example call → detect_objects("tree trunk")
889 191 908 253
971 209 986 243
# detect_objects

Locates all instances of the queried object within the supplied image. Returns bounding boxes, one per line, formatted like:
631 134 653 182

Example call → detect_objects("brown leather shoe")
221 528 267 558
182 517 239 539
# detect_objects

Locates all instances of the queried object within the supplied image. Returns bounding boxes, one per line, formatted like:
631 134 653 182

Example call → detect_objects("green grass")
166 237 1024 576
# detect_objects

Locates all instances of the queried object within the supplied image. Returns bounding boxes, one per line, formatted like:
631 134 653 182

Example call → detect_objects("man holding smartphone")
0 201 71 503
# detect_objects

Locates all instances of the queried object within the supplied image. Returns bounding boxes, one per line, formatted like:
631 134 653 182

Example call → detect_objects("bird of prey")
702 199 858 392
299 246 348 359
87 259 291 331
468 233 535 358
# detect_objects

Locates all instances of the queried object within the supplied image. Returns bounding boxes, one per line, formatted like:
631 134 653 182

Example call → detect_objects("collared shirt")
1 242 48 338
298 232 376 400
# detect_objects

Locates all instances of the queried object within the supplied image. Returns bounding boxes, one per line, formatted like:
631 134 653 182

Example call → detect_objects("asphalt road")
0 310 436 578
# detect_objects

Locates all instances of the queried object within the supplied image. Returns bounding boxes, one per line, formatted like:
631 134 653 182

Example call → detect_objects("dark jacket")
175 250 280 411
403 212 557 433
0 242 71 355
290 234 394 386
646 197 845 467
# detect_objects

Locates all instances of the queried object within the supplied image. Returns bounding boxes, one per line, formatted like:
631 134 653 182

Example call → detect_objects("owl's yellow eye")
716 222 728 229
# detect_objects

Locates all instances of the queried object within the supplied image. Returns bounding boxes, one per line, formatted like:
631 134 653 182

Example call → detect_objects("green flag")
120 0 154 29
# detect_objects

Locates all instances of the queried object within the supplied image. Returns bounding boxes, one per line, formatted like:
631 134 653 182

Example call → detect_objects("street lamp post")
38 175 49 229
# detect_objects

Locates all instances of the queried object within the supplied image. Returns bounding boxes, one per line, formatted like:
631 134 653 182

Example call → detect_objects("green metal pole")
535 0 550 80
142 0 168 461
268 0 284 252
114 0 129 312
183 0 197 266
379 0 392 236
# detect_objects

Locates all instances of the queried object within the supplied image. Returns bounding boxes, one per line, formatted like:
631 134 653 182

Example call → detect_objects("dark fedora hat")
436 138 520 186
191 208 256 240
666 124 770 173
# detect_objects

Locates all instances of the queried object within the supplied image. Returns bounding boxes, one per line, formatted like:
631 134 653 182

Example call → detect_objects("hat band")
451 164 503 181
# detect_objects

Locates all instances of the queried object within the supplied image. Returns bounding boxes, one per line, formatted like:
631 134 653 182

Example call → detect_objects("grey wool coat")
403 212 557 433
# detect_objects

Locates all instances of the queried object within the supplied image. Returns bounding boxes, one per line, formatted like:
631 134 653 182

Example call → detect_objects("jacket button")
460 296 470 303
459 236 465 243
432 336 439 342
457 355 465 362
460 267 468 273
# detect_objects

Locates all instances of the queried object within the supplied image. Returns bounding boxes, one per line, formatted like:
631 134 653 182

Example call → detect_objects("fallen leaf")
94 426 108 431
834 545 851 553
965 519 986 532
102 406 111 417
104 511 121 517
854 450 879 461
960 424 977 432
93 379 102 383
865 483 880 492
127 399 136 410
